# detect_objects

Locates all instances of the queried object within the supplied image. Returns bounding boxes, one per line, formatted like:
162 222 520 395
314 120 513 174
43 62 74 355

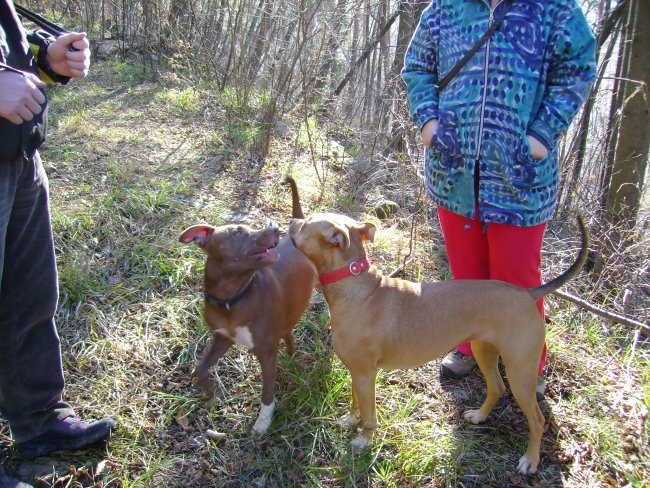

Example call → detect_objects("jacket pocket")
430 109 464 170
506 136 553 190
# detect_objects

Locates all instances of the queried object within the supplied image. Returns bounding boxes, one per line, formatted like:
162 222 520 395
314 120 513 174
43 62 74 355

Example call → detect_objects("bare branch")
331 8 400 98
553 289 649 335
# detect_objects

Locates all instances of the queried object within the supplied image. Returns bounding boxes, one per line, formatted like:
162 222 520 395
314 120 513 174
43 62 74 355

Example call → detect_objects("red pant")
437 207 547 374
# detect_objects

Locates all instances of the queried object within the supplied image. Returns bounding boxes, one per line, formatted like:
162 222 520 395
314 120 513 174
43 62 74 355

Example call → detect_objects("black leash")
14 3 69 36
14 3 80 52
436 0 513 92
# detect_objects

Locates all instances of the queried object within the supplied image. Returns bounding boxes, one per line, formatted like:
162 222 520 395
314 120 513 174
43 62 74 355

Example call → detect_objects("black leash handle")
436 0 513 92
14 3 79 51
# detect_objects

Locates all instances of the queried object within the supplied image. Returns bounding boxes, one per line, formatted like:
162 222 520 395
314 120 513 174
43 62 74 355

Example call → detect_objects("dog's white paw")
251 420 269 436
251 400 275 436
350 435 371 450
340 412 361 428
205 393 220 407
463 409 486 424
517 454 538 475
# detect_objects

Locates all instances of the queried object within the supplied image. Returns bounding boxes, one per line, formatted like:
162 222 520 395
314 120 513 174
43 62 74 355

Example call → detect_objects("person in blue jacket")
402 0 596 392
1 2 115 486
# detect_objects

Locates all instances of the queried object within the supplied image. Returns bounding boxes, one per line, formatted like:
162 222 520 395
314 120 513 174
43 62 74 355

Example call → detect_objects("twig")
553 289 649 335
388 258 413 278
627 329 641 374
330 9 401 98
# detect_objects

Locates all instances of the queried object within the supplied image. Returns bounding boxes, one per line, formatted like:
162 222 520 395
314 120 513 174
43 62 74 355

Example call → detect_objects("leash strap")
319 259 370 285
14 3 79 52
436 0 513 92
14 3 69 36
204 276 256 311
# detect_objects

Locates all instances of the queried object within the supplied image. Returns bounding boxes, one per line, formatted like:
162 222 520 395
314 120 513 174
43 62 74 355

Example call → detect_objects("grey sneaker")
536 373 546 401
441 350 477 379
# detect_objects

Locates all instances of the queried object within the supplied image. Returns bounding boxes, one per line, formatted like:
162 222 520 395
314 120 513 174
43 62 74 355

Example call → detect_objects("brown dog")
288 212 588 474
180 178 317 435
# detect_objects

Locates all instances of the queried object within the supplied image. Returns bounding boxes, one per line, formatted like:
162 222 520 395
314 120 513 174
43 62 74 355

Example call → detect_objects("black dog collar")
204 275 256 311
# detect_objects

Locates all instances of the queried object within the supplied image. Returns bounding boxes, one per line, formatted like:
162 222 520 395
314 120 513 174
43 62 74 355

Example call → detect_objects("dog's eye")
233 230 242 237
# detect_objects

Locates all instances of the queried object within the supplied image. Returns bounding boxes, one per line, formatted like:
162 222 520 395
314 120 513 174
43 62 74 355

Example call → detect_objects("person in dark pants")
0 2 115 486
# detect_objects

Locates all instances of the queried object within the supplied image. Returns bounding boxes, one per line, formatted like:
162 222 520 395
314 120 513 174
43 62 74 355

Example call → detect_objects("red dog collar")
319 259 370 285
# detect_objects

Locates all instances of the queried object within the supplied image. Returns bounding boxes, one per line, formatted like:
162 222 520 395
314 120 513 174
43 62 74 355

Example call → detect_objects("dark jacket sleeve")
26 29 70 84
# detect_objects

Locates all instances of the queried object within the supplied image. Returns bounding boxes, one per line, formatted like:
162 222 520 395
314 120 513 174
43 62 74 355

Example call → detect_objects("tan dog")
180 178 317 435
288 212 588 474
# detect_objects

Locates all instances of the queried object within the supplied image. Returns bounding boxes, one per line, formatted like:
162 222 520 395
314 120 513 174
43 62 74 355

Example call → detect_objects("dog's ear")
327 223 350 249
179 225 215 248
357 222 376 243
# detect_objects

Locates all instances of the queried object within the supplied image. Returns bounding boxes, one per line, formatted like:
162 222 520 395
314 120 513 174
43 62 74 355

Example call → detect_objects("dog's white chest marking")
216 326 255 349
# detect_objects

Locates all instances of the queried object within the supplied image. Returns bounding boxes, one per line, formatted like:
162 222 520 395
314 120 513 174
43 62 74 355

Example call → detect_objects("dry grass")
0 59 647 488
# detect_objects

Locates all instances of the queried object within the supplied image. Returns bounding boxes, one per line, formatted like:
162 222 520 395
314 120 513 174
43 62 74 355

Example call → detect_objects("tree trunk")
594 0 650 278
331 7 400 98
386 0 428 153
559 0 627 214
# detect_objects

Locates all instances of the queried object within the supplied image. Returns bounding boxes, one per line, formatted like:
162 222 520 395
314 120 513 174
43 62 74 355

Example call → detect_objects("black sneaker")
15 416 116 459
0 465 33 488
441 350 478 379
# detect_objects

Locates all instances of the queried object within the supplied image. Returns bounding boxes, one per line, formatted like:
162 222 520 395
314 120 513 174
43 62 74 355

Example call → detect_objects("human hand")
46 32 90 78
527 135 548 160
421 118 439 147
0 69 46 124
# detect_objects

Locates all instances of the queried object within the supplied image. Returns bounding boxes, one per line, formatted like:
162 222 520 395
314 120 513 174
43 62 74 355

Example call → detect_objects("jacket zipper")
474 3 499 220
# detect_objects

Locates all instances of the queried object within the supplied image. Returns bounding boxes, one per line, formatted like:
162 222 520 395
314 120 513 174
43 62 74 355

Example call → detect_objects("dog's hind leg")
283 331 296 357
503 357 544 475
463 340 505 424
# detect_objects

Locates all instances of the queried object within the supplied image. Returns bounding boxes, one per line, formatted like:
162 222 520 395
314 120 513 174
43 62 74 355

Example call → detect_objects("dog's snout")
289 217 304 228
266 219 280 232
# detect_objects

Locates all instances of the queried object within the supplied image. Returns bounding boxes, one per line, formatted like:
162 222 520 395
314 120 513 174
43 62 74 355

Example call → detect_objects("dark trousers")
0 152 73 443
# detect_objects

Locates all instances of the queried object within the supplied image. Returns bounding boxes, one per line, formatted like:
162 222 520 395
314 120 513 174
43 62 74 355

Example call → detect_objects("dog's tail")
528 214 589 301
283 176 304 219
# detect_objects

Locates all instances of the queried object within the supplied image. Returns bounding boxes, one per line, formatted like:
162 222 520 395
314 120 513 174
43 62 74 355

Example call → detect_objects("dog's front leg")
340 382 361 427
463 341 505 424
250 348 279 436
348 370 378 449
192 333 233 403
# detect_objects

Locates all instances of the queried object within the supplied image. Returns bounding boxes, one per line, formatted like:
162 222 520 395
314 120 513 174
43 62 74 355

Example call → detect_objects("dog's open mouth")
249 239 280 263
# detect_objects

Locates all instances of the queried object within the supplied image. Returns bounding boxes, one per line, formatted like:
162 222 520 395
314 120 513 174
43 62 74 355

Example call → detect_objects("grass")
0 59 647 487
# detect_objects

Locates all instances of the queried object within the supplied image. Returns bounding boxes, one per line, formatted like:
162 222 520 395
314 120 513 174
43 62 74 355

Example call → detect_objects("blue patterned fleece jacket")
402 0 596 226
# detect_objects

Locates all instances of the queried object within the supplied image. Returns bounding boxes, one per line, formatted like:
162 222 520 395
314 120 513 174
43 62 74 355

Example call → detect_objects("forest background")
1 0 648 487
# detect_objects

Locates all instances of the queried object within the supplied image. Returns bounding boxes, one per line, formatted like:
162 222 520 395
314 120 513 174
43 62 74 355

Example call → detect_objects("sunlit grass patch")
153 86 201 115
99 59 154 84
216 85 273 114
